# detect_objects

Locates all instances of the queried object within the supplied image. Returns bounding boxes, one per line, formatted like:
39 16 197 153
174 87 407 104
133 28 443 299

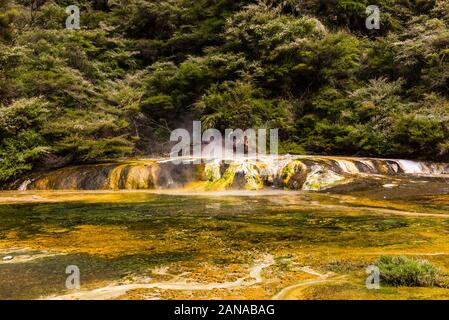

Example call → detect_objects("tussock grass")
377 255 447 287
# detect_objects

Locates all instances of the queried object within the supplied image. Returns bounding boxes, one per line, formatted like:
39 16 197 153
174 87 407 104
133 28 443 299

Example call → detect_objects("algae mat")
1 190 449 299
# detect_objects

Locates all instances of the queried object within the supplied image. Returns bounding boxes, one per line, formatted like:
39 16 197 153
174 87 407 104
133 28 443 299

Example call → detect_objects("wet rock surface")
13 156 449 192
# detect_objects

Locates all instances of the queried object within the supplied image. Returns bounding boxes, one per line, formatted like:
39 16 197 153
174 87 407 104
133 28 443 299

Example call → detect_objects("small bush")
377 255 446 287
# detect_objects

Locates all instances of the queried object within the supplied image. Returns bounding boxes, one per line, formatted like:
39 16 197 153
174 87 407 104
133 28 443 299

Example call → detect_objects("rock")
282 160 308 190
303 165 345 191
205 162 222 181
2 255 13 261
382 183 398 188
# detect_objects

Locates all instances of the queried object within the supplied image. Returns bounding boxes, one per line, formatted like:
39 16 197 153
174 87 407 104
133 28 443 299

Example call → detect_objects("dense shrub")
377 255 446 287
1 0 449 183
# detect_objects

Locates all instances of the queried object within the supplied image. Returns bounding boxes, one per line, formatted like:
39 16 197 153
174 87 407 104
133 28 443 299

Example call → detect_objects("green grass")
377 255 446 288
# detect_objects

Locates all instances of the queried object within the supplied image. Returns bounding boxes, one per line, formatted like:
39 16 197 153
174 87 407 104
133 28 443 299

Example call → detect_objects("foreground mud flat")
1 174 449 299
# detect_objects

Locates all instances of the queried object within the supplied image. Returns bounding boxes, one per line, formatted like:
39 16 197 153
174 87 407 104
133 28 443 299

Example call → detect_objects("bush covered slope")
1 0 449 182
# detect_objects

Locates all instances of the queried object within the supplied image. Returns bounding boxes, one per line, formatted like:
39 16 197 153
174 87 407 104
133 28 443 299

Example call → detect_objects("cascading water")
15 156 449 192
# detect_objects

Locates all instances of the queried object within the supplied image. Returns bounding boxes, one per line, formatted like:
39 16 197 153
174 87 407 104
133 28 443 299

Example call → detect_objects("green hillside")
1 0 449 183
